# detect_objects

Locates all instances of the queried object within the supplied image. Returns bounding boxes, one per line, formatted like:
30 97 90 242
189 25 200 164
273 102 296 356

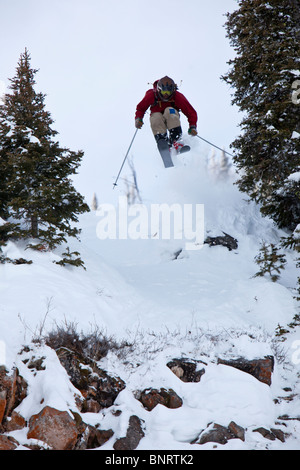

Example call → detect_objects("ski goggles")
160 89 173 96
158 84 174 95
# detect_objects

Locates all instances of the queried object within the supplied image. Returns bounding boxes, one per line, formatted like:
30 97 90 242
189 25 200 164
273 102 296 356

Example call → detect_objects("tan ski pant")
150 107 181 136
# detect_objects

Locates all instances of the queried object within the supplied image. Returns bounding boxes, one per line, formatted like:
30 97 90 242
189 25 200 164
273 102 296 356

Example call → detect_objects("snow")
0 145 300 450
288 171 300 182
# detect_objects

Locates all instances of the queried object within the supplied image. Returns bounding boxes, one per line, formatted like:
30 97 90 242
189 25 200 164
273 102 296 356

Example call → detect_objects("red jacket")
135 80 197 128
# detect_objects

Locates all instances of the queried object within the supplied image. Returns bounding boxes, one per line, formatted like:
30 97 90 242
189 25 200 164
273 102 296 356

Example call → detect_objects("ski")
178 145 190 154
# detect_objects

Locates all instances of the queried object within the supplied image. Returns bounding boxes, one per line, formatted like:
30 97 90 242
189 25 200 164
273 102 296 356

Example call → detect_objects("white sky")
0 0 240 203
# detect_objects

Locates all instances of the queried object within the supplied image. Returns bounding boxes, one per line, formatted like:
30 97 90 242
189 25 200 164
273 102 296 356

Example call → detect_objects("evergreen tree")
222 0 300 230
254 242 287 282
0 49 89 251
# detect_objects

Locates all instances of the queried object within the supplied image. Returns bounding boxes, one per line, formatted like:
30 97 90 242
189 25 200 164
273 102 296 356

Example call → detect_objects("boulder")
137 388 183 411
253 426 286 442
0 391 6 426
0 434 19 450
5 411 26 432
0 366 27 423
197 423 235 445
27 406 78 450
196 422 245 445
72 411 114 450
217 356 274 386
113 415 145 450
204 232 238 251
167 358 206 382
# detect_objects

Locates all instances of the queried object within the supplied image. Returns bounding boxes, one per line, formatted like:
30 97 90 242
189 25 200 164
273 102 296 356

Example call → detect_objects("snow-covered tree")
222 0 300 230
0 49 89 251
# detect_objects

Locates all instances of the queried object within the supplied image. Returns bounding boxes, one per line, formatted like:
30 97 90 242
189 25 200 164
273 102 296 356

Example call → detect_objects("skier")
135 76 198 168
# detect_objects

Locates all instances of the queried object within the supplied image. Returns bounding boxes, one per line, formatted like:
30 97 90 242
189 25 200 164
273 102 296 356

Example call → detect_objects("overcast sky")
0 0 240 203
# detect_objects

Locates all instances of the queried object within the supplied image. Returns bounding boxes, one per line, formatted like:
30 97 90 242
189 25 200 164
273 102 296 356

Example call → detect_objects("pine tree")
0 49 89 252
222 0 300 230
254 242 287 282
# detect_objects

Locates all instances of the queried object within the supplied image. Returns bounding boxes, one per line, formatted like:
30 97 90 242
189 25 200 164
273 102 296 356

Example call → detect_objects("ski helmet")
157 76 176 100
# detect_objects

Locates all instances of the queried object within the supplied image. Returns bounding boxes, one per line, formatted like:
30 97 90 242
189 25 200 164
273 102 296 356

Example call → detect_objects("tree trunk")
31 214 38 238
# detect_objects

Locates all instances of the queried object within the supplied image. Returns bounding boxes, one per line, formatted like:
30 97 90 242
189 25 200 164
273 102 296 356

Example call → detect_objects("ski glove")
135 118 143 129
188 126 197 136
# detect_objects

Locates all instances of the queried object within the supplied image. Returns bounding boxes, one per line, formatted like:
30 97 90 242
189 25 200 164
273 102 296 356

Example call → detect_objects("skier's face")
161 91 170 100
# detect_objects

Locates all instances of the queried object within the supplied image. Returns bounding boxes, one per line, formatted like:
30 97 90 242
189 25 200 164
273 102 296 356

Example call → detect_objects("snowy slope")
1 143 299 450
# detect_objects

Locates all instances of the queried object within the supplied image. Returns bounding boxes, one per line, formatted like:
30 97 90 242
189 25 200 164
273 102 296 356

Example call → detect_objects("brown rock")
113 415 145 450
0 434 19 450
0 390 7 425
81 398 101 414
5 411 26 432
0 367 17 419
270 428 286 443
217 356 274 386
72 411 114 450
0 366 27 421
85 426 114 449
198 423 234 445
138 388 183 411
253 427 276 441
27 406 78 450
228 421 245 441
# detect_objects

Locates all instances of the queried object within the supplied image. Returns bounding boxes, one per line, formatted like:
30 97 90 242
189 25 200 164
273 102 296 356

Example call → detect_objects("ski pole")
196 134 234 158
113 129 139 189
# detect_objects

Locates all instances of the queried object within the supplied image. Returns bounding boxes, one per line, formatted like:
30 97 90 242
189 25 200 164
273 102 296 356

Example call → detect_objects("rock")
138 388 183 411
253 426 286 442
204 232 238 251
5 411 26 432
0 366 27 422
56 347 125 411
0 434 19 450
0 391 6 426
270 428 286 443
83 398 101 413
76 424 114 450
197 423 235 445
253 427 276 441
217 356 274 386
72 411 114 450
113 415 145 450
228 421 245 441
85 426 114 449
195 422 246 446
167 358 206 383
27 406 78 450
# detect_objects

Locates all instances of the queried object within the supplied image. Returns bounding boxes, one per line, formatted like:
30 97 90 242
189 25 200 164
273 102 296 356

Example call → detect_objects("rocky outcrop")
0 341 292 450
217 356 274 386
56 347 125 412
